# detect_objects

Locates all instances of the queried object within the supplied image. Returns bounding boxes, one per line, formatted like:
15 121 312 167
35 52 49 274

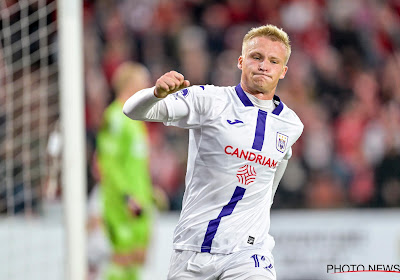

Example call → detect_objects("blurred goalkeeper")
96 62 155 280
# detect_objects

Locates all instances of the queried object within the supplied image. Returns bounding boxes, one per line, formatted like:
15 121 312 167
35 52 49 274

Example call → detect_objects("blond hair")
112 62 150 94
242 24 291 65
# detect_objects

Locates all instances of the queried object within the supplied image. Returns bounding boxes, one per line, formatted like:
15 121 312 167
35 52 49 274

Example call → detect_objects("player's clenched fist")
154 71 190 98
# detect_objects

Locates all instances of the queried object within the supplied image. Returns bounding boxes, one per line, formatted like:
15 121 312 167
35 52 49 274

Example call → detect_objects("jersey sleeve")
283 147 292 160
123 87 169 122
164 85 224 129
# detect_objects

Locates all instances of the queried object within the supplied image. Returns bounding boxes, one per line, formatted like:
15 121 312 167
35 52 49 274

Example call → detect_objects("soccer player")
96 62 155 280
123 25 303 280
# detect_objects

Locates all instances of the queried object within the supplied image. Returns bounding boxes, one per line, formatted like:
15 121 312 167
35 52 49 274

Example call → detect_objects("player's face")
238 36 288 96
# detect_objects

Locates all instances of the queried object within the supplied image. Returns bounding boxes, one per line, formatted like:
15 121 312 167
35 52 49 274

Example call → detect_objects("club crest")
276 132 288 153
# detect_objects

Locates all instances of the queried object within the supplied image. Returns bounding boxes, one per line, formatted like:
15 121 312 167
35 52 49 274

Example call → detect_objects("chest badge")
276 132 288 153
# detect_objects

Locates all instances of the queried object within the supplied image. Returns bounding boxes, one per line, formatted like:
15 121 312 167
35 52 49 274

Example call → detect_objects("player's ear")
237 56 243 70
280 65 288 79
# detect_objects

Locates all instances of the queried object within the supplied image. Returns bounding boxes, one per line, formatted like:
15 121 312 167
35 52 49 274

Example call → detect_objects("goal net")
0 1 84 279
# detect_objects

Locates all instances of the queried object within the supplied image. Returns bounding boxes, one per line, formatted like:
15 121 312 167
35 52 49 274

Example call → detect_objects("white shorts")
167 249 276 280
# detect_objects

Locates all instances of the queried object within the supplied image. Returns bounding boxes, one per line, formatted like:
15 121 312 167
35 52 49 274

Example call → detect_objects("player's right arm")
123 71 190 122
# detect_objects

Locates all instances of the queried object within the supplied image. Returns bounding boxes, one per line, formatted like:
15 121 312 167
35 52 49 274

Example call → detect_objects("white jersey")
162 84 303 254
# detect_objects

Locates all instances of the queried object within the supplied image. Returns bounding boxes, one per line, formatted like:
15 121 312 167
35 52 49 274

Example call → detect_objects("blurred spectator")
306 171 347 208
373 101 400 207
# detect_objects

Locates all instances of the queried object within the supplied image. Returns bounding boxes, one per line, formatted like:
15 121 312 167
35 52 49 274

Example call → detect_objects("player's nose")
258 61 269 72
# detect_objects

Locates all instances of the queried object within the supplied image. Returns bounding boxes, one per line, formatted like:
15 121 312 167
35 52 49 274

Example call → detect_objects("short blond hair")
242 24 291 65
112 62 150 94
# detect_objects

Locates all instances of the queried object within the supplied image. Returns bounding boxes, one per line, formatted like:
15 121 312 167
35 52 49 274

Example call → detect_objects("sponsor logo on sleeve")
182 88 189 97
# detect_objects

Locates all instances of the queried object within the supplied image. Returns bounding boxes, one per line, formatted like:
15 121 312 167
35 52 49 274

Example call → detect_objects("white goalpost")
0 0 86 279
57 0 87 279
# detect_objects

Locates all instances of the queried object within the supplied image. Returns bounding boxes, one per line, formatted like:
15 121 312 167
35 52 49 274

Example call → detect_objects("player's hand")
154 71 190 98
124 195 142 217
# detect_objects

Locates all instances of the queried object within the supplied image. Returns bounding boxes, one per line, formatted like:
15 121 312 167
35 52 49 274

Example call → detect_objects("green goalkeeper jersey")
97 100 154 253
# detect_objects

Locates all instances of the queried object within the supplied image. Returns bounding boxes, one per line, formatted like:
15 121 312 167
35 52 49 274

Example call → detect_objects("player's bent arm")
123 70 191 122
270 159 288 205
123 87 191 122
123 87 169 122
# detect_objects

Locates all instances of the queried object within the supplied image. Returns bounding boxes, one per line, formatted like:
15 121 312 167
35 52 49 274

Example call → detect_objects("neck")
241 83 275 100
250 91 275 100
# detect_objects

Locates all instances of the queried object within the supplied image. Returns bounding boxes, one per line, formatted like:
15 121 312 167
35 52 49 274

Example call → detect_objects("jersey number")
201 110 267 252
251 254 273 270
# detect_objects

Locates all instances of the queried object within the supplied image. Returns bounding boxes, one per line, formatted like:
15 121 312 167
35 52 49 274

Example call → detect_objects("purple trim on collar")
272 95 284 115
235 84 284 115
235 84 253 107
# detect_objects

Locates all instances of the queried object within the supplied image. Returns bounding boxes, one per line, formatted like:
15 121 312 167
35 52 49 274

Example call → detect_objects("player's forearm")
123 87 168 122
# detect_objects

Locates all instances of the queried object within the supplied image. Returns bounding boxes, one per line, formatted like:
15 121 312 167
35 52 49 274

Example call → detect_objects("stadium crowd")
82 0 400 209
